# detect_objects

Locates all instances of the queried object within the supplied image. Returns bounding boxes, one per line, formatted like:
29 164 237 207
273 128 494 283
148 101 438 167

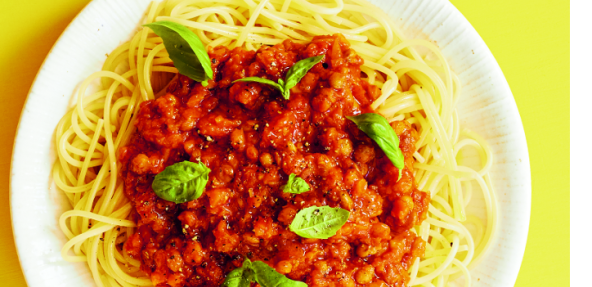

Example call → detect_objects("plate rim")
8 1 94 286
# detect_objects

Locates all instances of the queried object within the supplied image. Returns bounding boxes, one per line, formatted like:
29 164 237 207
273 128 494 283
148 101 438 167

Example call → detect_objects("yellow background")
0 0 569 286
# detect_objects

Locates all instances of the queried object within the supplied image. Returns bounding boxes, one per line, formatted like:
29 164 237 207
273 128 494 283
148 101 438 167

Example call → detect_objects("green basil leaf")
347 113 405 179
223 258 306 287
251 261 308 287
144 21 213 82
151 161 210 204
232 56 323 100
233 77 285 95
242 257 253 269
277 78 289 99
221 266 252 287
281 174 310 194
289 206 350 239
283 55 324 97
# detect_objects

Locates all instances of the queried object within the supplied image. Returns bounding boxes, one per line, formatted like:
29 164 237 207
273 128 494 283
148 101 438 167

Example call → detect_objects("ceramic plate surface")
10 0 531 286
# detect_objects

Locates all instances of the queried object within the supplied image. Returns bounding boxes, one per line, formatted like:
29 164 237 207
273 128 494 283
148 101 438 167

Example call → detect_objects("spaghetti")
53 0 497 286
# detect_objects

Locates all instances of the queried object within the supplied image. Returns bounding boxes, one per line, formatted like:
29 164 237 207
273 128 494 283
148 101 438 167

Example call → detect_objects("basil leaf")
232 56 323 100
251 261 307 287
151 161 210 204
222 258 307 287
347 113 405 180
221 266 252 287
289 206 350 239
242 257 253 269
281 174 310 194
284 55 324 96
144 21 213 83
277 78 288 99
233 77 286 95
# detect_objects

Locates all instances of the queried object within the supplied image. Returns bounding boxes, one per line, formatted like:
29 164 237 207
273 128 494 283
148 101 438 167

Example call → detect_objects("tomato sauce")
119 34 429 287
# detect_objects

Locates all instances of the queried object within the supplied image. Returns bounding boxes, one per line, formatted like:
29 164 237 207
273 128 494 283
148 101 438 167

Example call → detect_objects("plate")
10 0 531 286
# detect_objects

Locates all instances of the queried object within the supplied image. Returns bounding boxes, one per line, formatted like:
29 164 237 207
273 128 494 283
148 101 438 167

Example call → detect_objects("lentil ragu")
119 34 430 287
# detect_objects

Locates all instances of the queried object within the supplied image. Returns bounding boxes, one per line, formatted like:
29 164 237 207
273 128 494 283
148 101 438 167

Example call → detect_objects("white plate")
10 0 531 286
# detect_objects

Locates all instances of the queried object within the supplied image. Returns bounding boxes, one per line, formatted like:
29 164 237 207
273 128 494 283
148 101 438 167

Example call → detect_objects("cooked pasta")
53 0 497 286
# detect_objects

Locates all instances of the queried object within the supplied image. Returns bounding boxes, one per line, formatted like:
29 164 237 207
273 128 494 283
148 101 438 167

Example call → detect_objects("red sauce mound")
119 34 429 287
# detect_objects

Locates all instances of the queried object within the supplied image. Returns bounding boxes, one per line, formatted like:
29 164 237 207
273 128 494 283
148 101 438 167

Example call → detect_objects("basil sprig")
281 174 310 194
151 161 210 204
144 21 213 84
289 206 350 239
222 266 252 287
250 260 307 287
347 113 405 180
233 55 324 100
222 258 307 287
235 77 286 96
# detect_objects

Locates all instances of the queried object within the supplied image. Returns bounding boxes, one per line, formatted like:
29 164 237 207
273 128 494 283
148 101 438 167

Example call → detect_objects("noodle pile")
53 0 498 286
